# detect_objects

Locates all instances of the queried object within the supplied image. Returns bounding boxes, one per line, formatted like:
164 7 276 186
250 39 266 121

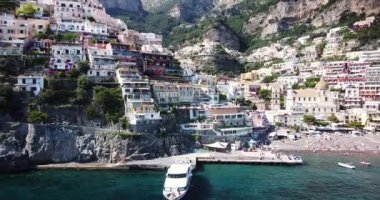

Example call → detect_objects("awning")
203 142 229 149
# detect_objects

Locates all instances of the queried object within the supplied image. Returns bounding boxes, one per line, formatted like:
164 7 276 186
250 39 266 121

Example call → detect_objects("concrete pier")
35 151 302 171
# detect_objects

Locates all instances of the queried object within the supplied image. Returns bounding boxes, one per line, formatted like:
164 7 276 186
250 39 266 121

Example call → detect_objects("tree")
62 33 80 43
78 61 90 75
0 0 19 13
348 121 363 129
120 118 130 130
67 69 80 79
292 83 302 90
94 86 123 123
303 115 316 125
28 111 50 123
78 75 92 90
110 39 118 45
252 103 257 111
85 104 100 120
55 72 66 78
218 93 227 101
259 89 272 110
327 114 339 123
259 89 271 103
304 77 320 88
16 3 37 17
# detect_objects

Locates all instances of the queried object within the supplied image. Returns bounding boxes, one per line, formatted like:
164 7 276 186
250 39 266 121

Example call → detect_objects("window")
20 30 24 34
32 79 36 84
325 97 328 101
38 25 43 29
22 79 26 84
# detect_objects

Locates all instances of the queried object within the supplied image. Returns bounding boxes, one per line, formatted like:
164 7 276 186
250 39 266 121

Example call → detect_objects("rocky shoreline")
0 123 194 174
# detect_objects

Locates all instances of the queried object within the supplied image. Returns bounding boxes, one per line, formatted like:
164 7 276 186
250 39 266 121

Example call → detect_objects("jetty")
36 151 303 171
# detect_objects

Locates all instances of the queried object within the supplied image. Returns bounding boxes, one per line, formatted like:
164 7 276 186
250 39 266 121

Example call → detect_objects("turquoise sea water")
0 154 379 200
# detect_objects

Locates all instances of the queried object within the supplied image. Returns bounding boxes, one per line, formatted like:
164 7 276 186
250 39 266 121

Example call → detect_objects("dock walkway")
36 151 302 171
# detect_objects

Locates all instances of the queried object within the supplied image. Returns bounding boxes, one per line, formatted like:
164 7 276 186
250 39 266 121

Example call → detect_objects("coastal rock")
0 123 30 173
76 134 97 162
25 124 80 164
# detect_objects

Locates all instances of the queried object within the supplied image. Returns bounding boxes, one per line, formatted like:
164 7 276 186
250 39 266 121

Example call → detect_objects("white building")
50 44 85 70
54 18 108 35
116 67 161 133
87 43 115 79
14 75 44 96
139 33 163 45
322 27 346 58
285 79 339 120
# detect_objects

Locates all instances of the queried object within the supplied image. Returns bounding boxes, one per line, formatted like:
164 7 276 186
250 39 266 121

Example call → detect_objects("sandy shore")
270 133 380 155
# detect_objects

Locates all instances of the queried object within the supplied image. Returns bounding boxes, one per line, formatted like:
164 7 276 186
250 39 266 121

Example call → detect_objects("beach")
270 133 380 154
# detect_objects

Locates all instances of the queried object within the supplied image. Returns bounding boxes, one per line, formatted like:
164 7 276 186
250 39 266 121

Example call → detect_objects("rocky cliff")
0 123 194 173
244 0 380 38
100 0 145 14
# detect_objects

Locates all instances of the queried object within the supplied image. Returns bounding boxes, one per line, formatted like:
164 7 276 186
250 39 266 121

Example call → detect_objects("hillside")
102 0 380 75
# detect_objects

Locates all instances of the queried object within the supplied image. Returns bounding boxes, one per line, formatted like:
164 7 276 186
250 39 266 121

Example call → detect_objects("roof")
203 142 229 149
209 107 240 115
167 164 191 174
293 89 320 97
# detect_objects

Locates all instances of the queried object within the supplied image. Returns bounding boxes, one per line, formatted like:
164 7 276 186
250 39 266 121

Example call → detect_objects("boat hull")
163 189 188 200
338 162 355 169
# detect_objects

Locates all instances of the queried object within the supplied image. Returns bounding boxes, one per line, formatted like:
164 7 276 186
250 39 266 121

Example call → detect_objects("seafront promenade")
35 151 303 171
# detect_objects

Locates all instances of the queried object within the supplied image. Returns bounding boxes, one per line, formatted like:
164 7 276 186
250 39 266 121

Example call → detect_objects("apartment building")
152 81 202 105
50 43 85 70
14 74 44 96
323 61 368 87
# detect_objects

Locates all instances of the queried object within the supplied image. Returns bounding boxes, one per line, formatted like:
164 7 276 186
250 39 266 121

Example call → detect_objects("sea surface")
0 154 379 200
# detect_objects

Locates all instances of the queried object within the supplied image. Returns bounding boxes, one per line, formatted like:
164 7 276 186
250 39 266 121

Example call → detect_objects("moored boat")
163 164 192 200
360 161 371 166
338 162 355 169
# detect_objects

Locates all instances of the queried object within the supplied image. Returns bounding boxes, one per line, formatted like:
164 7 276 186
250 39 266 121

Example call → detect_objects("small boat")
338 162 355 169
360 161 371 166
163 164 192 200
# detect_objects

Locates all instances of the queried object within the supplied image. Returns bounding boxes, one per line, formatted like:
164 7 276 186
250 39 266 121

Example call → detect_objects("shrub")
28 111 50 123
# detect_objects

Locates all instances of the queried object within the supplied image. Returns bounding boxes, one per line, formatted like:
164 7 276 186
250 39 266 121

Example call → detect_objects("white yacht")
163 164 192 200
338 162 355 169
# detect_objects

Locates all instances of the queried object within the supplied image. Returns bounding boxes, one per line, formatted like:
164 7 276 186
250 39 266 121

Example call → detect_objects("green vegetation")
340 15 380 45
338 11 365 26
243 62 264 72
0 85 24 118
348 121 363 129
93 86 124 124
327 114 339 123
304 77 320 88
0 0 19 13
120 117 130 130
218 93 227 101
259 89 271 104
252 104 257 111
303 115 316 125
78 61 90 75
27 111 50 123
262 73 280 84
55 33 80 43
291 77 321 89
16 3 37 17
236 98 252 107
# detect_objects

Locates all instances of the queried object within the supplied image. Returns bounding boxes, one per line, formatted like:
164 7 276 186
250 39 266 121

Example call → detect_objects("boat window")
167 173 187 178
